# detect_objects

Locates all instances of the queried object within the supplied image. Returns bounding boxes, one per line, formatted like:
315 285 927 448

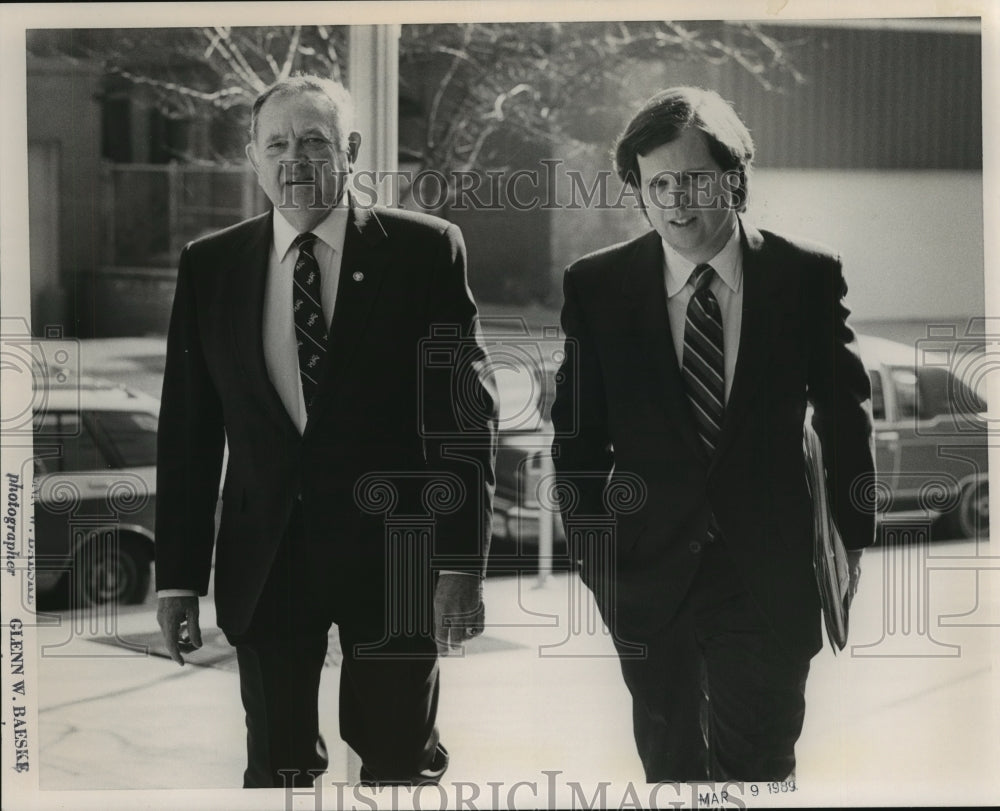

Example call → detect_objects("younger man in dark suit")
551 87 875 781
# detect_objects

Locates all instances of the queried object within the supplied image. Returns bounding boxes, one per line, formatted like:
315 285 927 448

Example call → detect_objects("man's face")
635 126 739 264
246 89 357 230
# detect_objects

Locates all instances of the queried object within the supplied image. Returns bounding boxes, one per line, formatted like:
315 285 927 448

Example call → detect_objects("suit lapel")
623 231 707 461
227 211 300 438
710 219 772 470
304 205 390 433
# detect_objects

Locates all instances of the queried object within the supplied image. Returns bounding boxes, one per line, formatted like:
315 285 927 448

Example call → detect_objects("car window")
90 411 159 467
889 365 987 422
917 366 986 420
868 370 885 421
889 367 918 421
915 366 953 421
32 412 109 473
947 366 987 415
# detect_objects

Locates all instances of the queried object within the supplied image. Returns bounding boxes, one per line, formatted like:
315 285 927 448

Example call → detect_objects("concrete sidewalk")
36 555 1000 805
37 572 640 791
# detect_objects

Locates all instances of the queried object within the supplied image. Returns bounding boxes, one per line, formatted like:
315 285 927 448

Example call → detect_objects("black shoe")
359 742 449 787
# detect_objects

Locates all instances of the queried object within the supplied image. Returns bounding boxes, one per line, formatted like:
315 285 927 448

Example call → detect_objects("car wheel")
953 480 989 539
74 533 151 606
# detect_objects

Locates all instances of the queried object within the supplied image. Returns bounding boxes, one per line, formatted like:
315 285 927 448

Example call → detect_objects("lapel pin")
353 271 364 282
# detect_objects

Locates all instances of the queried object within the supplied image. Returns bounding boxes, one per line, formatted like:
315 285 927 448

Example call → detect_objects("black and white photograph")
1 2 998 809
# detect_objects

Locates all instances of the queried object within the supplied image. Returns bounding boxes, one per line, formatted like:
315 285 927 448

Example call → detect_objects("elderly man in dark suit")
155 75 496 789
551 87 875 782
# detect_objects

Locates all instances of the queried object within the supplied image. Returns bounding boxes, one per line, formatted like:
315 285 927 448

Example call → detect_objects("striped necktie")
681 263 725 455
682 263 725 543
291 232 327 415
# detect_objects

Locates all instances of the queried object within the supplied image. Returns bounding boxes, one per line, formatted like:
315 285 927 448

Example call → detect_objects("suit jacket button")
689 541 701 553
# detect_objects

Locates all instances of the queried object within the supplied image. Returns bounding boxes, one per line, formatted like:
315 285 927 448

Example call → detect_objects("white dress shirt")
265 205 349 434
663 222 744 403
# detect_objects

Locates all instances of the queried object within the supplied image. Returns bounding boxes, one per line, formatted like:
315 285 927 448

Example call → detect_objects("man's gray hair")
248 74 355 147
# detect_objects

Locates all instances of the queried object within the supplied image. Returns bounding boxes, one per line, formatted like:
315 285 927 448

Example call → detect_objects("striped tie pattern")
682 263 725 544
682 263 725 454
292 232 327 414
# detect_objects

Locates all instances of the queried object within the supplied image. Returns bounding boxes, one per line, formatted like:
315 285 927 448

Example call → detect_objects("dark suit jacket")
551 220 875 654
155 205 497 636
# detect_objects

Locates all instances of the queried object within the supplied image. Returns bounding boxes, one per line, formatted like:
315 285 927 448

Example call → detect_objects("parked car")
857 334 989 539
489 333 990 549
28 328 986 605
33 376 159 605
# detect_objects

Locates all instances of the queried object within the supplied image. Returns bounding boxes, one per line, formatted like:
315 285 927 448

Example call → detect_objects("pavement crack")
40 722 78 751
39 666 203 714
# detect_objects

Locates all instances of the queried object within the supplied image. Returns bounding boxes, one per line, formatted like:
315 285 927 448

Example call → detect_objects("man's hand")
433 573 484 654
157 595 203 665
846 548 864 609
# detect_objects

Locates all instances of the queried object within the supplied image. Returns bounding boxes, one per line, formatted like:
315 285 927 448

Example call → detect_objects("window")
868 370 885 421
949 370 988 415
889 365 987 423
90 411 159 467
889 367 918 421
916 366 986 422
32 412 109 473
914 366 952 421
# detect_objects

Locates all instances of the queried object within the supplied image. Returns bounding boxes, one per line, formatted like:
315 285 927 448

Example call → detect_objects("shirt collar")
663 219 743 298
272 202 350 262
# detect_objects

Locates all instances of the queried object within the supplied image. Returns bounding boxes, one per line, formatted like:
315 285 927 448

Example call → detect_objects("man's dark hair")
614 86 755 212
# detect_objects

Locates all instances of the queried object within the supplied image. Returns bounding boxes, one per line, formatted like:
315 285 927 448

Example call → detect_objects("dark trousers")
614 537 812 783
227 506 441 789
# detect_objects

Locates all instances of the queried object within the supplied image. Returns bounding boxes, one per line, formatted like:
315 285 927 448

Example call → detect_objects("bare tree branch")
461 121 498 171
33 22 803 174
277 25 302 80
427 26 474 153
109 68 251 108
316 25 342 82
206 27 268 92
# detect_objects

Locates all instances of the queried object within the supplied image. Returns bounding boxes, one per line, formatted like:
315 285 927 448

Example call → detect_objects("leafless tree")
29 21 804 176
399 21 804 177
